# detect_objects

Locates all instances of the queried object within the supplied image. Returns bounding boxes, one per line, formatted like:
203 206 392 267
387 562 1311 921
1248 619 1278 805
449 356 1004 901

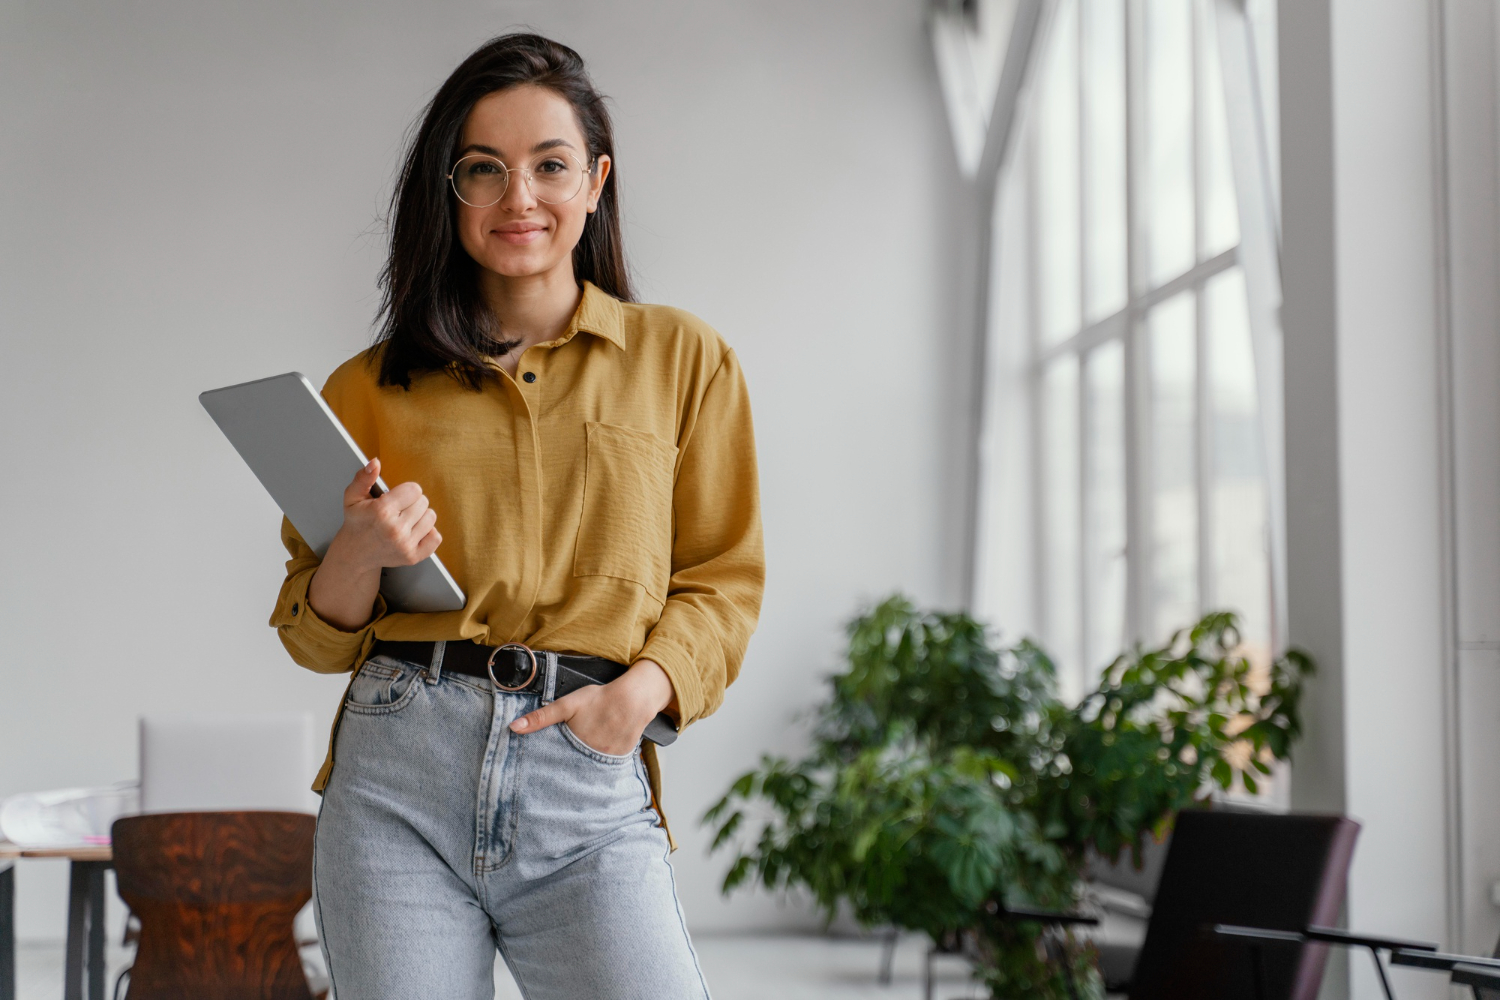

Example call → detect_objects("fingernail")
511 718 528 731
365 460 376 471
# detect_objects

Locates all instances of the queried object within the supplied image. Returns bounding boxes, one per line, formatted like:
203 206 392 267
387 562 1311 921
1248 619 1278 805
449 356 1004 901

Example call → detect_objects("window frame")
996 0 1285 693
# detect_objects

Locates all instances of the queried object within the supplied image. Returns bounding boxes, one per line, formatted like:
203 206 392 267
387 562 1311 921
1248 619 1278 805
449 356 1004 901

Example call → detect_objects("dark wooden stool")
111 811 316 1000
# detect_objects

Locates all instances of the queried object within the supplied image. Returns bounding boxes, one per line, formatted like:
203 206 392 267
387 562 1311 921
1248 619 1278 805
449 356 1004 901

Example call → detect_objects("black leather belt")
370 639 678 746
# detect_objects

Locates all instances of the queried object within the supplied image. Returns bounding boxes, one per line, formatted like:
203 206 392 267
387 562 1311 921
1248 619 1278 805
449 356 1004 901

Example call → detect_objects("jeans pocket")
559 721 638 765
343 657 422 715
512 723 652 868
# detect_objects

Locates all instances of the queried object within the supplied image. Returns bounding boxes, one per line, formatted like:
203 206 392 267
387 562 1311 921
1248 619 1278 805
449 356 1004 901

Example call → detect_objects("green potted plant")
704 596 1312 998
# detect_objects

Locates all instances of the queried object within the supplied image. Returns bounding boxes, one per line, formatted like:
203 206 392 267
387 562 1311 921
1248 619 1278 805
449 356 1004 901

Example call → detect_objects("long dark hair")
373 33 633 390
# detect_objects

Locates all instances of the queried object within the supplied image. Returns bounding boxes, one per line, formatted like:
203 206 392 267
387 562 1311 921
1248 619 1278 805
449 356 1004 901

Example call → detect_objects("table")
0 843 113 1000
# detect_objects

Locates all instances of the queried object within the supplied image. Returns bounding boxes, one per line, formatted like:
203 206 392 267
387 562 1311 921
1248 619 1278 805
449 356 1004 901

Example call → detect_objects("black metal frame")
1 863 14 1000
64 860 111 1000
1213 923 1500 999
0 857 112 1000
875 927 899 986
1451 964 1500 991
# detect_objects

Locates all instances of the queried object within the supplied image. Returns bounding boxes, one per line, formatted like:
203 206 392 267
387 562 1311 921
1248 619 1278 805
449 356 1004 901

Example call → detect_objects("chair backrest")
139 713 317 814
1127 809 1360 1000
112 811 315 1000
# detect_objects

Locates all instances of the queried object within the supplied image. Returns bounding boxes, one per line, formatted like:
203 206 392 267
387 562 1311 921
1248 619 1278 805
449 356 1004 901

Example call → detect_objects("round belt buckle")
486 642 539 692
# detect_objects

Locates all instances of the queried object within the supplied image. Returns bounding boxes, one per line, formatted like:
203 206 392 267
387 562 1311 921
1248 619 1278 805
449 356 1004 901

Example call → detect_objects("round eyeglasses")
448 151 593 208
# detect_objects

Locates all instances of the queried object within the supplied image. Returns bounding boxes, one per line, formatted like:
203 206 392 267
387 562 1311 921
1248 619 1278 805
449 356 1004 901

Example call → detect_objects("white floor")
15 933 986 1000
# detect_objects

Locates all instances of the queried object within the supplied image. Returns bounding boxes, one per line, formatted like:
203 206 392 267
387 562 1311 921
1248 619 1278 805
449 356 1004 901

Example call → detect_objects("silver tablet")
200 371 466 614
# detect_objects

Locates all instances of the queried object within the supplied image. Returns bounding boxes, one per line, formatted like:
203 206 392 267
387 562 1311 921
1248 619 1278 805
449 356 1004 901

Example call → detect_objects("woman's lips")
494 226 545 245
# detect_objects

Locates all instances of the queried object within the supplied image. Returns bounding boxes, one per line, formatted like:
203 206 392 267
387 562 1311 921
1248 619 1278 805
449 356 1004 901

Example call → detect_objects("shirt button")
522 371 537 383
291 602 300 616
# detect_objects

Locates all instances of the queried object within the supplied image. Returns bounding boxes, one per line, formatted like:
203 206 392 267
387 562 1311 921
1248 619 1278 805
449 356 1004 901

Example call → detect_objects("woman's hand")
307 458 442 631
509 659 676 756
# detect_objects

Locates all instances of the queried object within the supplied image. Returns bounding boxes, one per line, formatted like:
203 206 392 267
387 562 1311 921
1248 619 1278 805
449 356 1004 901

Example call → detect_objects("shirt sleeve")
636 348 765 727
268 515 387 674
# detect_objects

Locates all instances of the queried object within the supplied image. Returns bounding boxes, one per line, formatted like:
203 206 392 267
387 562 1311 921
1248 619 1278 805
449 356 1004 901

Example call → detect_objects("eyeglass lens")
450 153 588 207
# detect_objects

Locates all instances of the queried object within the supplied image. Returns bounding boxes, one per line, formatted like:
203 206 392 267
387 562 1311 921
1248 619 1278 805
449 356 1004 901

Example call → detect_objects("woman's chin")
479 252 561 280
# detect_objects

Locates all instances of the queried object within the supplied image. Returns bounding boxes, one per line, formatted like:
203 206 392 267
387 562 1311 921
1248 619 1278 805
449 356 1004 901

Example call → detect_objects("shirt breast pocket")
573 422 677 603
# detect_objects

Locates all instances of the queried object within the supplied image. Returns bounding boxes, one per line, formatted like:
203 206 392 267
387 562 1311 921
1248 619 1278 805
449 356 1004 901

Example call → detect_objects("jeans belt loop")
427 640 446 685
542 651 559 705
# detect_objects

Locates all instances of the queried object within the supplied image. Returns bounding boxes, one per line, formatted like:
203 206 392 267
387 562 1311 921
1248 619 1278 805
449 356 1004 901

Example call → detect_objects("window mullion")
1210 0 1288 648
1195 288 1213 617
1123 0 1150 647
1025 113 1049 656
1192 0 1212 618
1075 1 1091 686
1078 353 1092 688
1191 0 1207 263
1033 248 1235 370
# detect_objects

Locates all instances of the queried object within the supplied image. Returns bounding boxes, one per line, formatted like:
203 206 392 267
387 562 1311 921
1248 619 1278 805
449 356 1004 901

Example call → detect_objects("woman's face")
452 84 610 282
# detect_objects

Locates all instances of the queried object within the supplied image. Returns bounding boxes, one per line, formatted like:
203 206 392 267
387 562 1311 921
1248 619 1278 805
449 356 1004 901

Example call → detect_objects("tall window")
978 0 1278 700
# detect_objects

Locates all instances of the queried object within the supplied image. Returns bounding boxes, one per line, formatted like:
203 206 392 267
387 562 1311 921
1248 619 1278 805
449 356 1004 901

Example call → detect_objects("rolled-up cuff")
271 568 386 674
636 633 704 729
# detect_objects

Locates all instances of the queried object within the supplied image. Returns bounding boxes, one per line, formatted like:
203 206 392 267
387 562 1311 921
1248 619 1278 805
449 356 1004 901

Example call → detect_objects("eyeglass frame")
446 150 599 208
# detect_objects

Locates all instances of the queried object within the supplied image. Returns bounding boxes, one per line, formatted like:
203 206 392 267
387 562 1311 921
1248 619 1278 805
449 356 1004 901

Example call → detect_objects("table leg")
86 864 105 1000
63 861 111 1000
1 863 15 1000
64 863 86 1000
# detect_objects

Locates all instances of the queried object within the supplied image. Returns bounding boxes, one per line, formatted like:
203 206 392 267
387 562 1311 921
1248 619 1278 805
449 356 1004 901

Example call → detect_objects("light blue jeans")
313 645 711 999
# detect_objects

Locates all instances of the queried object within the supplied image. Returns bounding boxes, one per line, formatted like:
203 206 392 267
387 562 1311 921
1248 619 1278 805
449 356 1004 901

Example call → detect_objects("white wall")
1440 0 1500 963
1281 0 1500 996
0 0 970 940
1330 1 1451 992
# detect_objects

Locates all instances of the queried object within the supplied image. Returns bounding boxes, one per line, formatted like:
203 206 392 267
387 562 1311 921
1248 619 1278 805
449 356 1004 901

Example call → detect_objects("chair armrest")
1452 963 1500 989
1391 950 1500 973
1214 924 1442 955
1211 924 1306 945
984 899 1100 927
1304 925 1438 954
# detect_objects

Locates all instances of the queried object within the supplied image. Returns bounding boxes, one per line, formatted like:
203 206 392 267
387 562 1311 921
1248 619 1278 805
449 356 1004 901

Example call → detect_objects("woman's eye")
468 161 502 176
535 158 568 175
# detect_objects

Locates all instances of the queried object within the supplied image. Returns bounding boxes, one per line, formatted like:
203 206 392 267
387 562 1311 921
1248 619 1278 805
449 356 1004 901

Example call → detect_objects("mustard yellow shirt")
270 282 764 836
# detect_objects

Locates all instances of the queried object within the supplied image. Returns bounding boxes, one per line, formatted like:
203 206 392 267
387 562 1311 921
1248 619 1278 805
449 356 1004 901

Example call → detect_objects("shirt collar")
567 281 627 351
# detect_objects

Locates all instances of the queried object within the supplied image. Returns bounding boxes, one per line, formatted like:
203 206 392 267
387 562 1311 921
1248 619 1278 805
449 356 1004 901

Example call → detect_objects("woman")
271 33 763 999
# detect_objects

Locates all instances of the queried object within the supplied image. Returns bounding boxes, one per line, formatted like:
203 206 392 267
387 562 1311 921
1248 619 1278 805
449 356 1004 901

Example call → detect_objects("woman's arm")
271 457 442 672
631 348 764 725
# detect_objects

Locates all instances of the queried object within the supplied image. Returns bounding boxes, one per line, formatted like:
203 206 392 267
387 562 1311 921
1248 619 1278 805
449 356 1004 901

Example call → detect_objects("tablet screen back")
200 371 465 613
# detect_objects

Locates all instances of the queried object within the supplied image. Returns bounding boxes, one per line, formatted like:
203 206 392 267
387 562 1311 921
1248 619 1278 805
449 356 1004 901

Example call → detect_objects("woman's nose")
499 168 537 212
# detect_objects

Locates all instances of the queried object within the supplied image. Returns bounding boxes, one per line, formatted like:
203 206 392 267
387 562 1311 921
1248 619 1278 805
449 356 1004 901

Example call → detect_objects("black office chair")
990 809 1360 1000
1122 810 1359 999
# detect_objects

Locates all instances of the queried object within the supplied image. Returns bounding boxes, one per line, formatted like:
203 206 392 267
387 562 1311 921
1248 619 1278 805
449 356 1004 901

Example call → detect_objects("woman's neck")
478 265 583 376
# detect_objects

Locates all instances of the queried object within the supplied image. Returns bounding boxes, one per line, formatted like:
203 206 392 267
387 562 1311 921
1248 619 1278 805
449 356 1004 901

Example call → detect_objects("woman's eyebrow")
457 139 576 159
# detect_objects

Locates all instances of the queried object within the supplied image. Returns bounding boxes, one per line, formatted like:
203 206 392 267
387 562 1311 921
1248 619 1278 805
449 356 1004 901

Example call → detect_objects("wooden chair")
111 811 316 1000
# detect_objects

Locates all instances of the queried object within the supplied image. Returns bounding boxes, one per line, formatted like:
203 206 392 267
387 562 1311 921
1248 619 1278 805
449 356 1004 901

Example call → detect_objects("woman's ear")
586 154 612 213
